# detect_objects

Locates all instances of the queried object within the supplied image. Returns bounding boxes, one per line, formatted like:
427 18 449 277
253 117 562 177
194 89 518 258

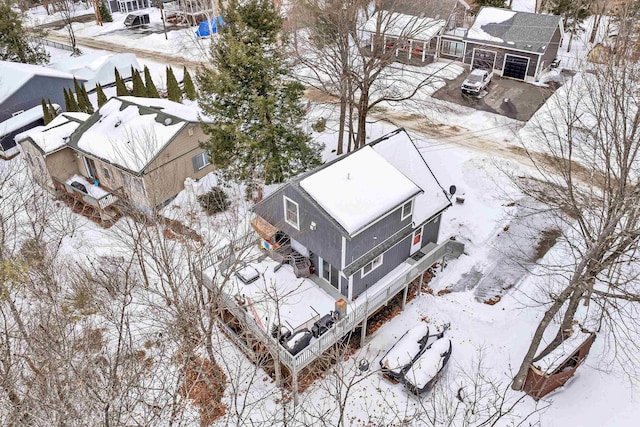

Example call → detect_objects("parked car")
124 13 150 28
461 68 493 96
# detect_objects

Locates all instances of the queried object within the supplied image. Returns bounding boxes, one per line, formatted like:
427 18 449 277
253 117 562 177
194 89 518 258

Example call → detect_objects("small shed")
523 326 596 400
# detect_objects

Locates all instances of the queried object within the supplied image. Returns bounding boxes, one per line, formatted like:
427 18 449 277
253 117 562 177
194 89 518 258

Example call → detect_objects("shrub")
311 117 326 133
198 187 230 214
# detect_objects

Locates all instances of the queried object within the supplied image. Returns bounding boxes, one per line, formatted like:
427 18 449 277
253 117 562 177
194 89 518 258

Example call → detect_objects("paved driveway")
432 71 564 121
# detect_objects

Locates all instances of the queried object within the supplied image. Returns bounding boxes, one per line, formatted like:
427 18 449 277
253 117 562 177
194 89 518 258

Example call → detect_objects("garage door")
503 55 529 80
472 49 496 70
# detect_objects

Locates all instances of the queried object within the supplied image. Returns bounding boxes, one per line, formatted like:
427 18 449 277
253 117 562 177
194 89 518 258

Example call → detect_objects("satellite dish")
164 117 173 125
449 185 457 196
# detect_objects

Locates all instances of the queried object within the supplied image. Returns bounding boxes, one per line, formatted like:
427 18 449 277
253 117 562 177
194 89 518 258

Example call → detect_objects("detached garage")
462 7 563 81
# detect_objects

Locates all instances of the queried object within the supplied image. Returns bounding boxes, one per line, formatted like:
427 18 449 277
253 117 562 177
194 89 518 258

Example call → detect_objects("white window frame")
361 254 383 278
102 166 111 180
193 152 211 171
440 40 464 58
401 200 413 221
283 196 300 230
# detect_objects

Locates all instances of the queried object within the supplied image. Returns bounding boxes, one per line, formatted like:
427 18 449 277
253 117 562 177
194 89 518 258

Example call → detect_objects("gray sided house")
252 129 451 300
462 7 563 81
0 61 82 123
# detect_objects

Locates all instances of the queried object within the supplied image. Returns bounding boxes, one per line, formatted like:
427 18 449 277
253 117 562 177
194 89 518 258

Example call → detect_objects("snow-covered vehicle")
402 331 452 395
461 68 493 96
379 323 430 382
283 329 313 355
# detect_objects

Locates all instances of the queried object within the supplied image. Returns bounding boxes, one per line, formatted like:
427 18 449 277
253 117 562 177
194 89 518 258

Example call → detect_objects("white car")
461 68 493 96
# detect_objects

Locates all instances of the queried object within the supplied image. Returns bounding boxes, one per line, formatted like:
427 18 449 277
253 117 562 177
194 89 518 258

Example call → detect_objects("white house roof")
371 131 450 226
72 97 187 173
300 145 422 235
49 53 141 91
1 105 50 137
118 96 211 123
0 61 77 104
364 11 445 41
18 112 88 154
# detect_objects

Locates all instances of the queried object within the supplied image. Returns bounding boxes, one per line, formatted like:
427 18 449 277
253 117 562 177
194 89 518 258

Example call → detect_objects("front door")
83 157 98 181
410 226 423 255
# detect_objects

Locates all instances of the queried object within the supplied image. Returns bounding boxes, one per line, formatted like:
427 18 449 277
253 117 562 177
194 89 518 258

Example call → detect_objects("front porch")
52 174 122 225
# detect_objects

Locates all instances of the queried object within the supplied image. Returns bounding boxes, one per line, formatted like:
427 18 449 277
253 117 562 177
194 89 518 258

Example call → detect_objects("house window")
413 227 422 245
188 127 194 136
441 40 464 58
362 254 383 277
283 196 300 230
120 171 146 196
26 152 34 166
401 200 413 220
102 167 111 179
193 152 211 171
11 110 24 117
322 258 330 282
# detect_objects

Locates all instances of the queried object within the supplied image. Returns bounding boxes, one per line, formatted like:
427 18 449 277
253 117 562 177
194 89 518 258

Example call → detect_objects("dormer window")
283 196 300 230
401 200 413 220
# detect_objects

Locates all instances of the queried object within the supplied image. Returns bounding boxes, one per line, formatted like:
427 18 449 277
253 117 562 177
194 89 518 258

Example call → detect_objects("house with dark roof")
251 128 453 300
462 7 563 80
0 61 82 123
16 96 214 221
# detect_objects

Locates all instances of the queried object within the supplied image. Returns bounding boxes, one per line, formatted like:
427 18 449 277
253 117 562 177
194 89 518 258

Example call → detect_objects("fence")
211 238 465 372
31 37 74 52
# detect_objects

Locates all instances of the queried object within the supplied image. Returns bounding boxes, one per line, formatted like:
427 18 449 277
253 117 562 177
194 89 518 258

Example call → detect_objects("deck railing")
211 238 465 372
52 177 121 210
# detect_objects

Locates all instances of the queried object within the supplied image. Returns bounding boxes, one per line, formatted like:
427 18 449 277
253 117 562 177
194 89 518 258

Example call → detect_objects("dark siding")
0 76 75 122
352 236 411 299
463 42 541 77
540 27 562 69
421 214 442 249
253 185 343 268
346 204 412 265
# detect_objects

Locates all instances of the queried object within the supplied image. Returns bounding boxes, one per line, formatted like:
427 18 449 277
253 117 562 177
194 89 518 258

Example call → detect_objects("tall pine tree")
166 66 182 102
80 83 93 114
197 0 322 185
115 67 129 96
131 67 147 97
99 2 113 23
182 65 197 100
41 98 52 125
143 66 160 98
0 3 49 64
73 77 87 112
96 83 107 107
63 88 72 112
68 89 80 112
47 99 58 121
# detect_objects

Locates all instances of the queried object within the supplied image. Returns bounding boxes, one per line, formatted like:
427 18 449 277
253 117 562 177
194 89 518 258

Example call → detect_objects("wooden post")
274 357 282 386
360 316 368 347
418 273 423 296
402 284 409 309
292 366 299 406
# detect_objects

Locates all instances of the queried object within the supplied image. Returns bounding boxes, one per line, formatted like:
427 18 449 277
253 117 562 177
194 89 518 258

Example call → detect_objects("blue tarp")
195 16 224 37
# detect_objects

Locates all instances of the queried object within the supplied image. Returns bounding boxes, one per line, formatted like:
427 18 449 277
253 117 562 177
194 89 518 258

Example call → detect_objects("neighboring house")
0 61 81 123
17 112 90 190
365 0 472 65
105 0 151 14
462 7 563 80
252 128 452 301
49 53 141 91
19 96 214 218
1 104 61 160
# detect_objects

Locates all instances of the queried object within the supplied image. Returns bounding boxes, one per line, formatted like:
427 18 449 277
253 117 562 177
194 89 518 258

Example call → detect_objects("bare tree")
509 56 640 390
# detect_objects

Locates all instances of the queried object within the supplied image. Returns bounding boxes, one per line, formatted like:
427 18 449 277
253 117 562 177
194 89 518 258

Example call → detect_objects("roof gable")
466 7 561 53
17 112 88 154
0 61 79 104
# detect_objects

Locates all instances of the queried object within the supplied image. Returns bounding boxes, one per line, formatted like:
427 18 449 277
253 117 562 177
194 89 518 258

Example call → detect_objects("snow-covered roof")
300 145 422 235
371 131 451 226
380 323 430 374
70 97 189 173
118 96 211 123
0 61 77 104
404 337 451 390
0 105 51 137
534 326 594 373
466 7 561 53
49 53 141 91
364 11 445 41
17 112 87 154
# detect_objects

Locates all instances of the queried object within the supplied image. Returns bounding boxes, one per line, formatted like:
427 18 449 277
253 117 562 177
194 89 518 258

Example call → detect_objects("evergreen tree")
197 0 322 185
551 0 590 52
115 67 129 96
47 99 58 121
63 88 72 112
166 66 182 102
0 3 49 64
96 83 107 107
131 67 147 97
80 83 93 114
143 66 160 98
41 98 52 125
73 77 87 112
98 2 113 23
182 65 197 100
68 90 80 112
